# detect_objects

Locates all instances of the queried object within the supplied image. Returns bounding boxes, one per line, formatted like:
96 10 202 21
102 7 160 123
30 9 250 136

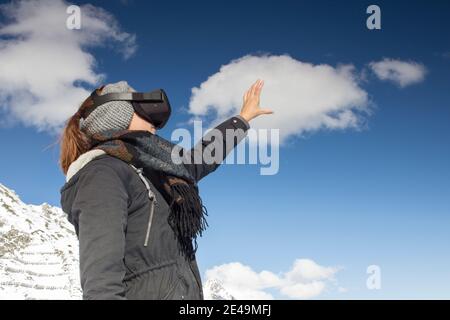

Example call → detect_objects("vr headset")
87 88 172 129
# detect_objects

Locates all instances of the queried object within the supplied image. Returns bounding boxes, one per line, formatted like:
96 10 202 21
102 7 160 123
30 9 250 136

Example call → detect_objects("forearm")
185 115 250 181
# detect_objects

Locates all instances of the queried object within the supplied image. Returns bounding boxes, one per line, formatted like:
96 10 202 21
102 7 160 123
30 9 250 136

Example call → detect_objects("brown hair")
59 87 103 174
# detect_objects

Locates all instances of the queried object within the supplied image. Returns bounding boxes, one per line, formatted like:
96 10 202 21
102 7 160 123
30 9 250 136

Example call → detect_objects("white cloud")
204 259 340 300
369 58 427 88
188 54 369 143
279 281 325 299
338 287 348 293
0 0 137 132
284 259 337 281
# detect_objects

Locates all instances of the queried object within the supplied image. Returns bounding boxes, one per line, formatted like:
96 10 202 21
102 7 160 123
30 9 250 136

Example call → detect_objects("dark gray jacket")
60 116 249 300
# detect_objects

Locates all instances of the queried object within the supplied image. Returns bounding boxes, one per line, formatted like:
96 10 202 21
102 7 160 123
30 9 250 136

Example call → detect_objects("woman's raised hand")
239 79 274 122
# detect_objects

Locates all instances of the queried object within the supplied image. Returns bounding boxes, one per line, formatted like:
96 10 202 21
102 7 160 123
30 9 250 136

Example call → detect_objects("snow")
0 183 81 300
203 279 235 300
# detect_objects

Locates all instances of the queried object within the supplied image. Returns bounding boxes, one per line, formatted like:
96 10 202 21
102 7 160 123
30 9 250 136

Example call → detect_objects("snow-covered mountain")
203 279 235 300
0 183 234 300
0 183 81 300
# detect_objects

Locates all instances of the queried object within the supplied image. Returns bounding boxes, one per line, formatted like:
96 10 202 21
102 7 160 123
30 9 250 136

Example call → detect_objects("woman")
60 80 272 300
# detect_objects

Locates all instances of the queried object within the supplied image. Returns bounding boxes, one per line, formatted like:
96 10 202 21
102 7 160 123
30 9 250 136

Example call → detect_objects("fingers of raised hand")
243 79 264 104
251 79 262 96
255 80 264 96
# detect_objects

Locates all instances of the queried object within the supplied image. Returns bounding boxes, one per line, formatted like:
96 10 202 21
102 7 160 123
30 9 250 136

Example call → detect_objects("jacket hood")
66 149 106 183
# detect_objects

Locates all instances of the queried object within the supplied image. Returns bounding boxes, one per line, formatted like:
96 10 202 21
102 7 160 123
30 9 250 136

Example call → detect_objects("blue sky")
0 0 449 299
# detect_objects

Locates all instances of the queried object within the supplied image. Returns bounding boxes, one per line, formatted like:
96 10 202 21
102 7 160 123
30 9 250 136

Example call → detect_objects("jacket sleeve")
71 164 129 300
184 115 250 182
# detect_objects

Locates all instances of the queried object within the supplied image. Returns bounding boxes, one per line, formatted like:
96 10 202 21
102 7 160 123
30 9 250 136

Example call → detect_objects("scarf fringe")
168 183 209 260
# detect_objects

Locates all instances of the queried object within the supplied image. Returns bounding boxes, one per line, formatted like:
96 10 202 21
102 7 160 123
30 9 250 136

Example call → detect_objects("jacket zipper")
130 165 157 247
144 197 155 247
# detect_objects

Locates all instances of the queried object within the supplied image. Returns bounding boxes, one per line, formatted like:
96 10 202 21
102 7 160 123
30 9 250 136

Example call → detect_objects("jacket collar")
66 149 106 182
